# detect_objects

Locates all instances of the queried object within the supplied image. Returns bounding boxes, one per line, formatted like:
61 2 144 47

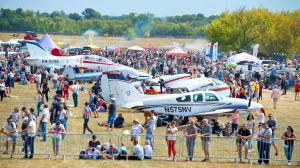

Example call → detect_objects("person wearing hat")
131 119 144 144
92 145 103 160
107 97 116 132
48 121 66 160
89 134 100 151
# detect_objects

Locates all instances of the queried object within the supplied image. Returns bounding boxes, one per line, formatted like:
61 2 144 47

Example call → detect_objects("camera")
167 124 170 128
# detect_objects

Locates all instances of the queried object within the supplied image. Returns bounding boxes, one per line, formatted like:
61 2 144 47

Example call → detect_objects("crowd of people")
0 46 300 165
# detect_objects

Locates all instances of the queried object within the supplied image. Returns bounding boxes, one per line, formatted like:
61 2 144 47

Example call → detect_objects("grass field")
0 32 207 50
0 78 298 167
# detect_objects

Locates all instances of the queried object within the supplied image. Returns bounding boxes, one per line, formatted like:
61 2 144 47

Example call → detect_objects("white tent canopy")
227 52 262 65
5 39 19 44
128 45 145 51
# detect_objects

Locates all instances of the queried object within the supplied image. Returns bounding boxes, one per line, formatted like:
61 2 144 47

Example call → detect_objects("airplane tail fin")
63 65 76 79
101 70 145 104
24 40 52 58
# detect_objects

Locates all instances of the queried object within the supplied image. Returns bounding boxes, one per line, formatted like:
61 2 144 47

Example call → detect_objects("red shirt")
295 83 300 90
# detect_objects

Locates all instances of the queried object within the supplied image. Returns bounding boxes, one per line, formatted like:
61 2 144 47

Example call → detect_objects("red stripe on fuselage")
164 75 192 84
212 87 230 91
83 60 116 66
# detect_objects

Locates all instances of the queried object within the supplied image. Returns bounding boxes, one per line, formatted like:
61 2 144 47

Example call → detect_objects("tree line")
0 8 218 38
206 7 300 57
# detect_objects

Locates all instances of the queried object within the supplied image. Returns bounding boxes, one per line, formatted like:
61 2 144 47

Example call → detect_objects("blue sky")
1 0 299 17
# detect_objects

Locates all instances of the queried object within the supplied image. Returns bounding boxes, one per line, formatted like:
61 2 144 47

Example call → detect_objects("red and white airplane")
23 40 151 79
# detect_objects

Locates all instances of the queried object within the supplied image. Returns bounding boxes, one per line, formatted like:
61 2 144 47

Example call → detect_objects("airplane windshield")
176 95 191 102
84 56 109 62
205 93 219 101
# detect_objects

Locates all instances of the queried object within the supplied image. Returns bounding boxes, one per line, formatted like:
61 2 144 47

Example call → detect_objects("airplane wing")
193 109 234 116
120 101 144 109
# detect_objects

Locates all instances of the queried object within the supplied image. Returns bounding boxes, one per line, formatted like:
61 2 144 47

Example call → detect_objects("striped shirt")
84 106 92 119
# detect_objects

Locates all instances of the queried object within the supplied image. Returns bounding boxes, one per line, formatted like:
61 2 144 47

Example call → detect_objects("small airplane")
62 65 102 81
24 40 151 80
101 70 264 120
145 75 230 97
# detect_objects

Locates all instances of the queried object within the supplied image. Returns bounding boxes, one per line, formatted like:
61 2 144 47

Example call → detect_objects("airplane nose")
249 101 263 110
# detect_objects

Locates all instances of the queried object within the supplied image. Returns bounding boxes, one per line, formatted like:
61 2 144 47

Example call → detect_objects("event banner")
253 44 260 57
205 43 211 55
212 42 218 62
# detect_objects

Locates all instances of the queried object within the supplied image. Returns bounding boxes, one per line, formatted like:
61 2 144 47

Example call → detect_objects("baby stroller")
222 121 231 136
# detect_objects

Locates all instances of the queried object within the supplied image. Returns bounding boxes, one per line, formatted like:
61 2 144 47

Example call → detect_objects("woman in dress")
63 81 69 101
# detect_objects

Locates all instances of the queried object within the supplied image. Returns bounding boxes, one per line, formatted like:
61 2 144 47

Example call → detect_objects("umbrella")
225 62 237 67
47 64 61 69
128 46 145 51
227 52 262 65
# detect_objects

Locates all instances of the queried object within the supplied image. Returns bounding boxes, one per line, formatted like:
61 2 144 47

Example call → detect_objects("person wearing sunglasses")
266 114 279 156
1 118 18 158
281 126 297 166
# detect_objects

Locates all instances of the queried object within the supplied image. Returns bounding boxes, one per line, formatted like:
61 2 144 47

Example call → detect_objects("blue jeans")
186 138 196 161
146 136 154 148
10 77 14 88
257 140 265 159
232 124 238 134
284 144 294 162
258 142 271 164
41 122 47 141
24 136 35 158
72 93 78 107
53 79 58 89
60 120 67 140
270 81 276 89
37 101 43 116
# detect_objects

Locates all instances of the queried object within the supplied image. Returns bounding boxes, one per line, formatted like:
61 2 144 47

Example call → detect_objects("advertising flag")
253 44 260 57
212 42 218 62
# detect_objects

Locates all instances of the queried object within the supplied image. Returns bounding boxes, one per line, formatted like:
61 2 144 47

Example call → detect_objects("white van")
261 60 278 67
235 65 264 75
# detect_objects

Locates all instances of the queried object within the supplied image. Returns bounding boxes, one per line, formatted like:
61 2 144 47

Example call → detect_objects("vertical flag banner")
253 44 260 57
212 42 218 62
205 43 211 55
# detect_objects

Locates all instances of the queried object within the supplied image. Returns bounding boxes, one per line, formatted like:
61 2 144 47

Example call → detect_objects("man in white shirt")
1 118 18 158
129 140 144 160
40 104 49 142
21 114 36 159
71 82 81 107
150 110 157 131
34 71 41 91
48 121 66 160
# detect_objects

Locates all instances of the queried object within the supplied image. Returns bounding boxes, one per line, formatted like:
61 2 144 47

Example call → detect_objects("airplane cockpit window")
176 95 191 102
193 93 203 102
205 93 219 101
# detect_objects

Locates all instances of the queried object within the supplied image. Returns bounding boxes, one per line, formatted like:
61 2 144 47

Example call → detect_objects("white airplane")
24 40 151 80
145 75 230 97
101 70 264 120
62 65 102 81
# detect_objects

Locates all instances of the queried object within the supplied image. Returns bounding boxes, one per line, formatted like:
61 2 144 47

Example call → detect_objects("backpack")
79 151 88 159
93 95 98 105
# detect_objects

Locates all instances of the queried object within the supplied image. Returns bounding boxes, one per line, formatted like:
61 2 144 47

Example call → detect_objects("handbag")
283 144 289 148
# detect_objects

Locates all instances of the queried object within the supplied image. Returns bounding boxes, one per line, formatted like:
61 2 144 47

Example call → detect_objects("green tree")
69 13 82 21
124 28 136 41
81 8 101 19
